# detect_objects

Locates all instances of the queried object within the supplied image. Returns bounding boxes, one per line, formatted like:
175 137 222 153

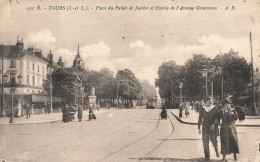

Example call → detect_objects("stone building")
0 38 64 115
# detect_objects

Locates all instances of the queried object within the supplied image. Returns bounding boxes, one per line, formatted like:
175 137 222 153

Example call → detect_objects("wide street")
0 108 259 162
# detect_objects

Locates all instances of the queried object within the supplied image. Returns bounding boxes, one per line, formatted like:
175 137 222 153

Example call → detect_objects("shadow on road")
130 157 223 162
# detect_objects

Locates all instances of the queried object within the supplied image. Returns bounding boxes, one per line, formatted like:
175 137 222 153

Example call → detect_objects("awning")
32 95 62 103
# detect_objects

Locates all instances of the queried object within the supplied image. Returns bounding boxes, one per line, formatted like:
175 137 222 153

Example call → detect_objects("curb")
0 110 108 125
170 111 260 127
170 111 197 125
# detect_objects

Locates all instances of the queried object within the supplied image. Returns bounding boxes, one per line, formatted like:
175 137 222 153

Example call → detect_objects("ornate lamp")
202 69 208 77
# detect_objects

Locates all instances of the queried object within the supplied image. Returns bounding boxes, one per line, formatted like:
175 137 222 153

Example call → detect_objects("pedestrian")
160 104 167 119
179 103 183 118
185 102 190 117
31 104 34 115
69 104 77 121
220 99 239 161
17 104 23 117
89 103 96 121
25 103 31 119
30 104 34 115
78 104 83 122
47 103 50 114
62 104 69 123
235 104 245 122
96 102 100 111
44 102 47 114
198 97 220 160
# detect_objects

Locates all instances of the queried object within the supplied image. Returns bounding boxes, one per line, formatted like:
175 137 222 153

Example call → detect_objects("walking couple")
198 97 239 161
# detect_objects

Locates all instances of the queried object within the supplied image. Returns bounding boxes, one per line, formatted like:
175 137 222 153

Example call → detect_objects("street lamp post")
202 69 208 98
9 73 22 123
209 65 215 98
203 64 222 100
179 82 183 104
1 73 8 117
216 66 223 101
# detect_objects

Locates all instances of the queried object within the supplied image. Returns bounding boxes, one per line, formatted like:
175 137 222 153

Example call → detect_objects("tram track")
97 112 161 162
26 110 153 162
138 111 175 162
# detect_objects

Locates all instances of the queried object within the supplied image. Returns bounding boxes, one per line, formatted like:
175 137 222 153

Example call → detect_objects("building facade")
0 38 63 112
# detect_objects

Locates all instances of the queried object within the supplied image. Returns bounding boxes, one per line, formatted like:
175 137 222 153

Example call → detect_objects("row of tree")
155 49 252 104
43 67 156 107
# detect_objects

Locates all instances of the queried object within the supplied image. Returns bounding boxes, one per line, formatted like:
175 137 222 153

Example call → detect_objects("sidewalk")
0 109 108 125
170 109 260 127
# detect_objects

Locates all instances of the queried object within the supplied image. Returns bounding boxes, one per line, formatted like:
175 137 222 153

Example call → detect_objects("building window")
33 76 35 85
42 66 44 74
38 76 40 85
33 64 35 71
10 60 16 68
27 62 29 70
27 75 29 85
38 65 40 72
10 73 15 81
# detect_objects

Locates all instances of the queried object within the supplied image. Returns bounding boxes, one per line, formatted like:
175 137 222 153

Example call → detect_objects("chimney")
27 45 34 54
34 48 43 59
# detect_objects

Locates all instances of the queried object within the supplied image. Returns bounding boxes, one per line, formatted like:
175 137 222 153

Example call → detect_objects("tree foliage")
183 54 212 100
155 61 182 99
212 49 251 97
156 49 252 103
116 69 142 100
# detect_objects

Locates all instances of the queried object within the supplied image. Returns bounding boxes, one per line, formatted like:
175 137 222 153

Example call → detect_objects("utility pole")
221 54 224 101
0 43 5 117
49 50 53 113
250 31 257 115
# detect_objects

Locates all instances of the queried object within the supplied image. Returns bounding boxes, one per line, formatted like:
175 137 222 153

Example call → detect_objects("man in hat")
198 97 220 160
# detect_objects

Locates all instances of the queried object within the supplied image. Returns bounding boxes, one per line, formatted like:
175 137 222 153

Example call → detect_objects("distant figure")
235 104 245 122
25 103 31 119
179 103 183 118
220 99 239 161
31 104 34 115
78 105 83 122
89 104 96 120
62 104 69 123
44 102 48 114
47 103 51 114
17 104 23 117
160 104 167 119
69 105 77 121
185 102 190 117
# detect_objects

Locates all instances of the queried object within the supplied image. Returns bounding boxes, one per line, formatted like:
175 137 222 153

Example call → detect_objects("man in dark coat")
62 104 69 123
179 103 183 118
78 105 83 122
198 97 220 160
24 103 31 119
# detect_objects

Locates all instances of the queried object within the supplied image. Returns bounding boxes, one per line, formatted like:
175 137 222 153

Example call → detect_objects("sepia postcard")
0 0 259 161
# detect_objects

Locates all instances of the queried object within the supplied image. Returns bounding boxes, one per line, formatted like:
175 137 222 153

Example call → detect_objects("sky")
0 0 259 86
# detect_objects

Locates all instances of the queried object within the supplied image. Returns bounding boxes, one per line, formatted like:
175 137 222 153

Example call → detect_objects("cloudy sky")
0 0 259 86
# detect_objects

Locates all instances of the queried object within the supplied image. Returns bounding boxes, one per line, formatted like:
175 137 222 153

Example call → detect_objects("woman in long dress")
220 100 239 161
17 104 23 117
